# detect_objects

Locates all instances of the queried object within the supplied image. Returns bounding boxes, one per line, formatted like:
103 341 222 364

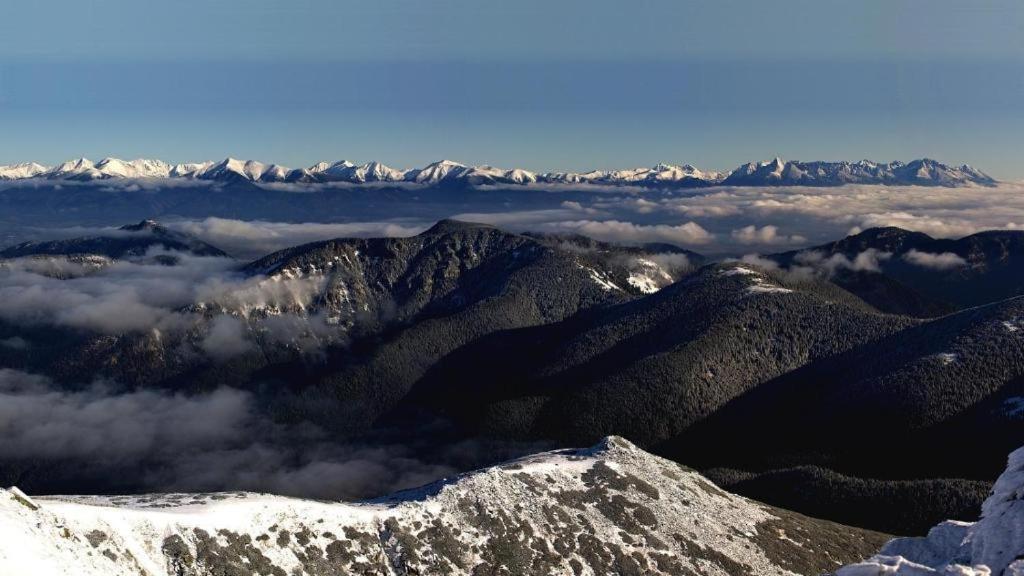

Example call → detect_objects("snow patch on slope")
578 264 624 292
626 258 675 294
719 265 794 295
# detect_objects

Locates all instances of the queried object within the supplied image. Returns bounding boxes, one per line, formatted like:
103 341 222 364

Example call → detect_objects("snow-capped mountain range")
0 156 998 187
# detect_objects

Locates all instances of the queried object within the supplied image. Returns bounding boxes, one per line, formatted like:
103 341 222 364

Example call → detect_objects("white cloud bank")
440 183 1024 254
903 249 969 270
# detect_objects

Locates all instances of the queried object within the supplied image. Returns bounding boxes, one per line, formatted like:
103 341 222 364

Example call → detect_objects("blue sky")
1 0 1022 178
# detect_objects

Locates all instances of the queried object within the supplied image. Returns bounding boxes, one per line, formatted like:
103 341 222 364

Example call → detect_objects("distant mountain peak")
119 219 163 232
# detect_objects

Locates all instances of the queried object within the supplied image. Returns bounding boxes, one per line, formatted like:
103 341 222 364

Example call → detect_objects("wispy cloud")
536 219 715 246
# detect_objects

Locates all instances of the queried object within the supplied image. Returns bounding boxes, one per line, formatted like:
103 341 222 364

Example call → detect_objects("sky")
1 0 1022 178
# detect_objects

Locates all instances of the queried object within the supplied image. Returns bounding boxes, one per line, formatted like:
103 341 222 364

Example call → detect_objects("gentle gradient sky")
1 0 1022 178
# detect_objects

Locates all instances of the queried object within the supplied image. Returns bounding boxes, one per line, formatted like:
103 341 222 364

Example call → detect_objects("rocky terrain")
0 437 886 576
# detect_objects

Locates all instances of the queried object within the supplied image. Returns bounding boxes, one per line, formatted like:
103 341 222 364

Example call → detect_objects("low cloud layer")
795 248 893 274
0 368 543 499
738 248 894 282
0 369 250 463
0 250 345 362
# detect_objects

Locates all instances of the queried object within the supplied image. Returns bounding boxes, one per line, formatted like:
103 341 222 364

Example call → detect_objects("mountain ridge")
0 219 228 261
0 436 887 576
0 156 998 187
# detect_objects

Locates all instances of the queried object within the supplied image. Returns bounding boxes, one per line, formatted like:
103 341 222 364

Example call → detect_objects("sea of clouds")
164 182 1024 257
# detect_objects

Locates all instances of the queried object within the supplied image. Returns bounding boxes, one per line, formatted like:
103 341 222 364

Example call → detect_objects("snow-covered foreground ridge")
838 445 1024 576
0 156 997 187
0 437 885 576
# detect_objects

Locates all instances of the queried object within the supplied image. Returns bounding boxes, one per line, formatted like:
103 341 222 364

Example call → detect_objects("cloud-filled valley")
6 180 1024 257
2 179 1024 536
0 368 544 499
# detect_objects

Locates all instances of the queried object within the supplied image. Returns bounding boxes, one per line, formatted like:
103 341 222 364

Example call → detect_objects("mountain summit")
0 437 885 576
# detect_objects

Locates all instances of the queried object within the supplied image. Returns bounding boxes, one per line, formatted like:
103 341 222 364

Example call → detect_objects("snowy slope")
405 159 468 183
838 445 1024 576
0 437 884 576
92 158 173 179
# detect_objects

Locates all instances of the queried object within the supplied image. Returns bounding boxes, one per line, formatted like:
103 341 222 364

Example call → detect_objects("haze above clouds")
2 1 1022 178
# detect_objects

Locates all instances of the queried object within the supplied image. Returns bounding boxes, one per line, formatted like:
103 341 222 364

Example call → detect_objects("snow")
578 264 623 292
747 284 794 295
837 445 1024 576
719 265 793 295
350 161 406 182
200 158 271 181
169 161 215 178
93 158 172 179
407 159 467 183
627 272 660 294
34 158 175 180
317 159 356 179
456 164 539 184
259 164 291 181
626 259 674 294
